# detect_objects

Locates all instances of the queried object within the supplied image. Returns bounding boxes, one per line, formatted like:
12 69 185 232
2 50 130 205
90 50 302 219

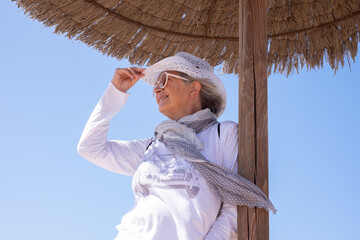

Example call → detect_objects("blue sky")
1 1 359 240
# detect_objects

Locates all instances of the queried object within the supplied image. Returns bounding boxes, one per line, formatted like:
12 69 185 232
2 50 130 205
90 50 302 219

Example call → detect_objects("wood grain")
238 0 268 239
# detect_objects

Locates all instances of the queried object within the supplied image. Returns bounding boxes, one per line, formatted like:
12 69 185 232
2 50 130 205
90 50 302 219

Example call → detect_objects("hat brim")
142 56 182 86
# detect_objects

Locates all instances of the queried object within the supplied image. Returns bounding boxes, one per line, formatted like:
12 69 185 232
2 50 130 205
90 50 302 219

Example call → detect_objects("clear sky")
1 1 359 240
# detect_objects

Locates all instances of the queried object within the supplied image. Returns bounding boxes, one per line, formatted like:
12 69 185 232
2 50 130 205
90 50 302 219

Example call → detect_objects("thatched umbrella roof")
12 1 360 239
12 0 360 75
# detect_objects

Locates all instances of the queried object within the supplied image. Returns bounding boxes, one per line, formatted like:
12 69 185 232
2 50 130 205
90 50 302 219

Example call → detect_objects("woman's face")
154 71 202 120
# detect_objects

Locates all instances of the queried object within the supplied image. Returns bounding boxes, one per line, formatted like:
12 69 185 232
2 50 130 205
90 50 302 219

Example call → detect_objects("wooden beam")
238 0 268 239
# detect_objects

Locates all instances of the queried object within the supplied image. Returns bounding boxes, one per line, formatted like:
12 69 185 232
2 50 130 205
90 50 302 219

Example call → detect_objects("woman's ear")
190 81 202 96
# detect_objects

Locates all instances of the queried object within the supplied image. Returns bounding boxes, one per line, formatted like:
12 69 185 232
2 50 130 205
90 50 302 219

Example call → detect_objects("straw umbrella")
11 0 360 239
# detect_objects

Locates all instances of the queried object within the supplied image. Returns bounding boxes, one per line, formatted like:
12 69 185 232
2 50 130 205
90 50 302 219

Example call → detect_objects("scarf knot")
155 109 217 151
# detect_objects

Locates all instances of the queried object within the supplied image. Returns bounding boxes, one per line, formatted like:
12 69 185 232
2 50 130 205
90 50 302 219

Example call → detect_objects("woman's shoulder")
200 120 237 140
218 121 238 136
218 120 238 128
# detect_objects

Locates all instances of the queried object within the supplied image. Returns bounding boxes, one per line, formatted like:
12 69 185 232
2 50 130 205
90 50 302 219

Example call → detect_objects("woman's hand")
111 67 145 92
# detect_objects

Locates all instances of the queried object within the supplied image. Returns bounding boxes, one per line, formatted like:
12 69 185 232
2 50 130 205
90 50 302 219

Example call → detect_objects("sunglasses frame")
153 72 191 96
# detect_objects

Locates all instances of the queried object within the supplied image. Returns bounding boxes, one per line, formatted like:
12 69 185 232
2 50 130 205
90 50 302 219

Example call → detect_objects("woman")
77 52 274 240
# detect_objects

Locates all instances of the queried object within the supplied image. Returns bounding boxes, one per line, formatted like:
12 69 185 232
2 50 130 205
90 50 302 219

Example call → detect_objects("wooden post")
238 0 269 240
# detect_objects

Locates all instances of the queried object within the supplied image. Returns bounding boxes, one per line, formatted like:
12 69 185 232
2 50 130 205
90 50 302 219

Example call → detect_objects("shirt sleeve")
77 82 154 176
204 121 239 240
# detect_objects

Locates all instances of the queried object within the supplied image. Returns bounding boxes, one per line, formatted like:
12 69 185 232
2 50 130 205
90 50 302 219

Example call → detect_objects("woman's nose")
153 86 163 97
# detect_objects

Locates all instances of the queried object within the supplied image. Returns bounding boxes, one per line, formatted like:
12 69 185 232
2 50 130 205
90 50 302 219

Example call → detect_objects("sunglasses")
153 72 191 95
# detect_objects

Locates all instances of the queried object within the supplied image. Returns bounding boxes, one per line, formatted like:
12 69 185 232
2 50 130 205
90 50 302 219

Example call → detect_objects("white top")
77 83 238 240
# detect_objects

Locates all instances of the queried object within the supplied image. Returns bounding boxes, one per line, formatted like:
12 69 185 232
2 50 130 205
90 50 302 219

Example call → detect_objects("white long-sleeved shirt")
77 83 238 240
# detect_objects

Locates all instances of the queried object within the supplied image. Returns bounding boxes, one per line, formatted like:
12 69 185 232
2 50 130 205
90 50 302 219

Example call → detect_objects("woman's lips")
158 95 169 104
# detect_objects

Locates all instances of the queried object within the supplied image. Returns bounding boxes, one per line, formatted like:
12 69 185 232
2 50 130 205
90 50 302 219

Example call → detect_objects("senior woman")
77 52 275 240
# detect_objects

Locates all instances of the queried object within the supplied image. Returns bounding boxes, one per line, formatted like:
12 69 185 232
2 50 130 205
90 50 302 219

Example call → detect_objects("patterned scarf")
155 108 276 213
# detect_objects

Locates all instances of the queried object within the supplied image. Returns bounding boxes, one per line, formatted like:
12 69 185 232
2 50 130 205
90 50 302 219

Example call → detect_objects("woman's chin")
158 100 169 113
158 105 176 119
158 104 167 115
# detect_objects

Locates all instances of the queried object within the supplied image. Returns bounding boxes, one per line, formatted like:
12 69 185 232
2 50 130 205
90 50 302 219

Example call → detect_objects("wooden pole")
238 0 269 239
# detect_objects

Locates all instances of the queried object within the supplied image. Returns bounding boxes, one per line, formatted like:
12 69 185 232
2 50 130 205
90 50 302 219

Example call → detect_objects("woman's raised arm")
77 68 152 176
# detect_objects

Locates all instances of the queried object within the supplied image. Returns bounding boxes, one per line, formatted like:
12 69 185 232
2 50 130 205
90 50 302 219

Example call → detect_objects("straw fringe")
267 0 360 75
12 0 360 76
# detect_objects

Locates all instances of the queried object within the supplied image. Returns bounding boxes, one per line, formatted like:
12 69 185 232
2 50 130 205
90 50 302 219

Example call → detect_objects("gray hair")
179 72 223 116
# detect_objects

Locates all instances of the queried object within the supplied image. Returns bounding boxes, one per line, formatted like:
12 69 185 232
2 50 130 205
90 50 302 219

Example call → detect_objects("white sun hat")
142 52 226 117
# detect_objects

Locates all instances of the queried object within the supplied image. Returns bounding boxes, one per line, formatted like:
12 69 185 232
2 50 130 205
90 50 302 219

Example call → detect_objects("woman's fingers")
111 67 146 92
132 67 146 74
126 67 145 78
116 68 133 79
